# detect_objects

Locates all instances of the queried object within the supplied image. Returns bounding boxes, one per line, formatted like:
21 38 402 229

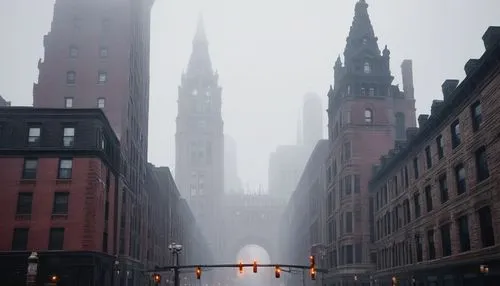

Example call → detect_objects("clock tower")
175 15 224 255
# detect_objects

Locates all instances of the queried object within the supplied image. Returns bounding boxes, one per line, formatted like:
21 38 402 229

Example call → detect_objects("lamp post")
111 260 119 286
26 252 39 286
479 264 489 286
169 242 183 286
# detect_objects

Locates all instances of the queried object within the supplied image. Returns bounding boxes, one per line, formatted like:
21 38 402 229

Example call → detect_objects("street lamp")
169 242 183 286
26 252 39 286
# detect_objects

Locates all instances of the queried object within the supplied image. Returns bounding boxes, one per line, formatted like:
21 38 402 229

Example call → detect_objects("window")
58 159 73 179
424 185 433 212
69 46 78 58
457 215 471 252
22 159 38 179
451 120 461 148
413 193 420 218
478 206 495 247
98 71 107 83
344 175 352 195
27 127 41 145
436 135 444 159
393 176 398 195
346 212 353 233
440 224 452 257
66 71 76 84
471 101 482 131
97 98 105 108
64 97 73 108
403 199 410 224
364 109 373 123
345 245 353 264
415 234 423 262
475 146 489 182
360 87 366 96
404 166 409 188
354 175 360 193
413 157 419 179
364 62 371 74
455 164 466 195
48 228 65 250
99 47 108 58
369 87 375 97
439 174 449 203
11 228 29 251
16 193 33 215
355 244 362 263
63 127 75 147
427 229 435 260
53 192 69 214
425 146 432 169
343 142 351 161
347 85 351 95
395 113 406 139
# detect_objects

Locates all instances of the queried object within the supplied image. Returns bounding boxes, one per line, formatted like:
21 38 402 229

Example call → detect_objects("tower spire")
187 13 212 75
194 13 207 45
344 0 380 63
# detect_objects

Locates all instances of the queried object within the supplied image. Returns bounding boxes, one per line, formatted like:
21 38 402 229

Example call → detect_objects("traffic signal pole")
174 252 180 286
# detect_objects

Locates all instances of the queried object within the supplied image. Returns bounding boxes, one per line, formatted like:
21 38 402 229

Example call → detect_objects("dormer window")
364 109 373 124
364 62 371 74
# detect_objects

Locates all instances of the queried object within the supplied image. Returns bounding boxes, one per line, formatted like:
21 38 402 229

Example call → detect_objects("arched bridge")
219 194 285 263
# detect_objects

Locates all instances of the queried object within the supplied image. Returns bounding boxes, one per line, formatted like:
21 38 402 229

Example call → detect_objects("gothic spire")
344 0 380 62
187 13 213 76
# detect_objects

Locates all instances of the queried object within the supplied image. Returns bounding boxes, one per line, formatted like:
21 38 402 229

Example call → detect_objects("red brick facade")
0 157 116 253
370 27 500 285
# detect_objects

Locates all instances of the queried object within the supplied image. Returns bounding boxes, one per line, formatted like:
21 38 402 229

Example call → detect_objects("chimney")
418 114 430 128
401 60 414 99
406 127 419 141
464 59 480 76
431 100 444 116
482 26 500 50
441 79 460 101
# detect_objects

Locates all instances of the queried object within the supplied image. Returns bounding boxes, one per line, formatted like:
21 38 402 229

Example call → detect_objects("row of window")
66 70 108 85
64 97 105 108
23 158 73 180
376 206 494 270
69 45 108 59
375 146 489 240
16 192 68 215
375 101 484 212
12 227 64 251
27 126 75 147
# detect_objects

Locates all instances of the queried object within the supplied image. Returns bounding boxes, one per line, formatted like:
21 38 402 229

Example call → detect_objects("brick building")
322 0 416 284
0 107 120 285
280 139 329 286
370 26 500 285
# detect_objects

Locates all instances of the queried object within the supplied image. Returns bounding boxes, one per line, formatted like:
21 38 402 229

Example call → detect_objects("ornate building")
175 16 224 258
370 26 500 286
324 0 416 284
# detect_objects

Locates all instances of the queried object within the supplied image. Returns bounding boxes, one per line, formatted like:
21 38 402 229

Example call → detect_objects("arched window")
365 109 373 123
395 113 406 139
364 62 371 74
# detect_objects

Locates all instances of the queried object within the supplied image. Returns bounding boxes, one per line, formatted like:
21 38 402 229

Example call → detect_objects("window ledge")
56 179 72 184
19 179 36 185
15 214 31 220
51 214 68 220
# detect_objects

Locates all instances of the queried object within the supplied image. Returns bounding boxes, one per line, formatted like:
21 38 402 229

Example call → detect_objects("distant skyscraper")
224 135 243 194
302 92 323 151
268 145 308 202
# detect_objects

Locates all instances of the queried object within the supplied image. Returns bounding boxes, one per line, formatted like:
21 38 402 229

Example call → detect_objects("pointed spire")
194 13 208 45
344 0 380 61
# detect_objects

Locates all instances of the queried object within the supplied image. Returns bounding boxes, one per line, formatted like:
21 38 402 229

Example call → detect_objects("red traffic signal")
196 267 202 279
152 273 161 284
253 260 257 273
310 267 316 280
275 266 281 278
309 255 315 268
239 261 244 273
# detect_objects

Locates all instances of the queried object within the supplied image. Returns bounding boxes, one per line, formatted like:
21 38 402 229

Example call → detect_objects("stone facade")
369 26 500 286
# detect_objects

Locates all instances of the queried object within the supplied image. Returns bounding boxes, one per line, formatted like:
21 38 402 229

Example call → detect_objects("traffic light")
253 260 257 273
196 267 202 279
309 255 315 269
239 261 244 274
275 266 281 278
50 275 59 283
310 267 316 280
152 273 161 284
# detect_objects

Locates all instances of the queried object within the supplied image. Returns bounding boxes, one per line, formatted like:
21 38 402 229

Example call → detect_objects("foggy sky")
0 0 499 189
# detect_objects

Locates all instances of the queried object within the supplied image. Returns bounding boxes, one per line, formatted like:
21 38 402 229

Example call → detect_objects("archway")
235 244 272 286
